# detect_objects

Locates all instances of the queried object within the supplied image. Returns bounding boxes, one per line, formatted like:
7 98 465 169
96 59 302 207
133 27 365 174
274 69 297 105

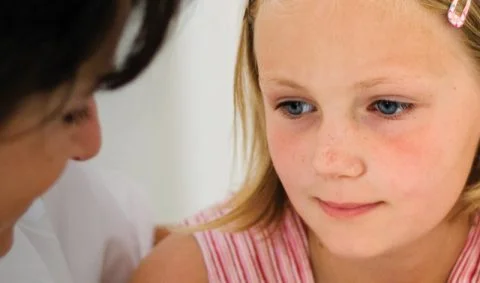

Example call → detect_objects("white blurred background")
91 1 247 223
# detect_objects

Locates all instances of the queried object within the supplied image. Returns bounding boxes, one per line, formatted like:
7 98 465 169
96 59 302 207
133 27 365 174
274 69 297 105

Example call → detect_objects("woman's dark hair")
0 0 180 124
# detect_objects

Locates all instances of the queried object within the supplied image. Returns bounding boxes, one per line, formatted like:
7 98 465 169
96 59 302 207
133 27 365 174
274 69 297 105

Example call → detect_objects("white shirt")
0 161 156 283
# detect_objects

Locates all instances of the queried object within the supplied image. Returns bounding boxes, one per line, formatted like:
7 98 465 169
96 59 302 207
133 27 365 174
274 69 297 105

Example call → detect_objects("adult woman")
0 0 179 281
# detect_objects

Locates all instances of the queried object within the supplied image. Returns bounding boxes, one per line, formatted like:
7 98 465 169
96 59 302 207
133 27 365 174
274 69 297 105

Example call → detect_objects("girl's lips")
317 199 383 218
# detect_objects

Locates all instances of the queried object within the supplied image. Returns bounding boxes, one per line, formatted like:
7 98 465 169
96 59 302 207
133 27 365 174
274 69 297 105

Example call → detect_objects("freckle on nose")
324 150 337 164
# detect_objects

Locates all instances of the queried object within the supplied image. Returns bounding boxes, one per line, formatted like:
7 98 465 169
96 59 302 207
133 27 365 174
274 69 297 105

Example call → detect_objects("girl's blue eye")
371 100 413 117
278 101 316 118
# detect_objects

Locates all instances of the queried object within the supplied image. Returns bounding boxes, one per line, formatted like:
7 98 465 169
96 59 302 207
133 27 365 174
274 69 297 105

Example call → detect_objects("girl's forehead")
257 0 452 28
254 0 480 96
255 0 471 72
258 0 417 16
255 0 459 40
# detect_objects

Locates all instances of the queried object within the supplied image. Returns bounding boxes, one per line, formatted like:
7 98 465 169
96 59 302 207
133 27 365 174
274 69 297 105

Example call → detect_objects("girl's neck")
309 215 471 283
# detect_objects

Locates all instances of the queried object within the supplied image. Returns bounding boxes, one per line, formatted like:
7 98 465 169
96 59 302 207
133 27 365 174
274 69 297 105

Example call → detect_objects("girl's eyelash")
62 107 91 125
272 99 415 121
275 100 317 119
367 100 415 120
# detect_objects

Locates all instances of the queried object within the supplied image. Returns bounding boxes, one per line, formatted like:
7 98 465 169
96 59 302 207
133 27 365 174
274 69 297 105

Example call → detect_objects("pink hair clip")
448 0 472 28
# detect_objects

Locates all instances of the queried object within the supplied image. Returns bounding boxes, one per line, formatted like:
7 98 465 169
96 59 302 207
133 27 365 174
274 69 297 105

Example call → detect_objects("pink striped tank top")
187 207 480 282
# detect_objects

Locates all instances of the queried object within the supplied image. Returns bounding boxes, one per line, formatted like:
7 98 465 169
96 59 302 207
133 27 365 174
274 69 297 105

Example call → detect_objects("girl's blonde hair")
206 0 480 232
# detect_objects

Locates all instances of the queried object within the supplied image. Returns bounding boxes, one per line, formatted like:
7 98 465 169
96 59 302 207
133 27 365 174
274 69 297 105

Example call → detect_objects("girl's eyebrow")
259 77 308 91
260 75 429 92
352 74 432 93
353 77 394 92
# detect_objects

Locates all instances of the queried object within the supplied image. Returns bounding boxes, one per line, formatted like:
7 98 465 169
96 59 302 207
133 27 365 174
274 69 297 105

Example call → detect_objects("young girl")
134 0 480 282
